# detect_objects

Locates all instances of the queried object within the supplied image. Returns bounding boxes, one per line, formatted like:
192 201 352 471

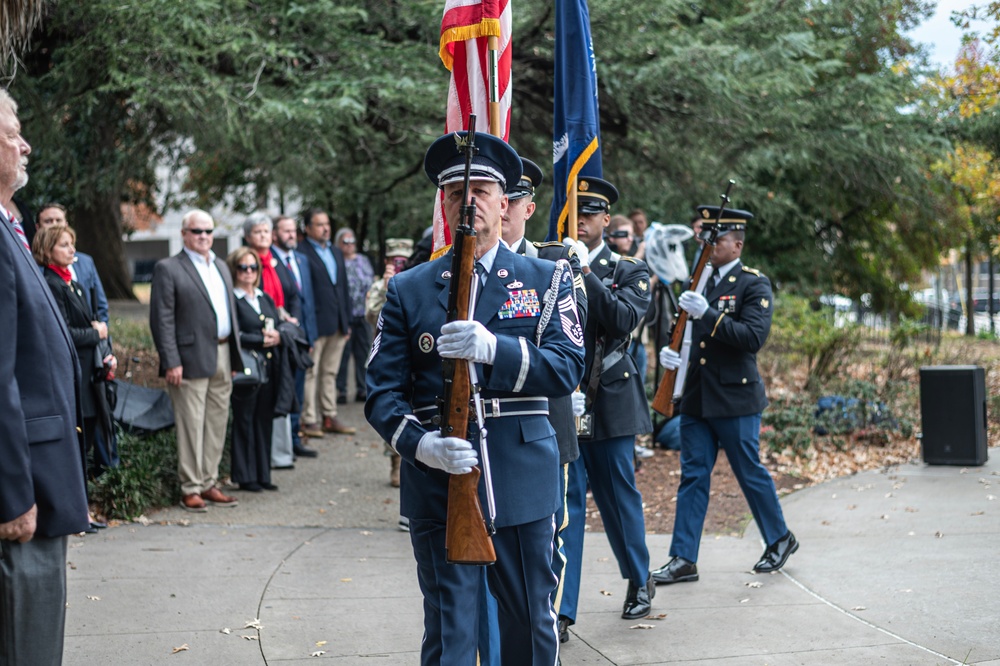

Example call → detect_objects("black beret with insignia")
696 205 754 236
577 176 619 214
508 158 543 200
423 131 523 193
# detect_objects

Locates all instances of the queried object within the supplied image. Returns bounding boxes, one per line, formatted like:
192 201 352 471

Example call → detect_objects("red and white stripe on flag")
431 0 512 257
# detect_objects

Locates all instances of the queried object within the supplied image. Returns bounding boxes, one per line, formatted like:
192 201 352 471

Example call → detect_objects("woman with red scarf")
32 224 117 532
242 213 286 313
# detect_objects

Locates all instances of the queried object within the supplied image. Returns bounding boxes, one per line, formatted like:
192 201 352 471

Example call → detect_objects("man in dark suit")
149 209 243 512
37 203 109 323
559 177 656 635
296 208 355 436
653 206 797 585
501 157 589 635
271 214 319 461
365 131 585 665
0 88 90 666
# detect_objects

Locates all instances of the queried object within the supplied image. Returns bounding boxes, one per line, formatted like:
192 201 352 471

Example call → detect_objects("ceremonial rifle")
440 115 497 565
651 181 735 417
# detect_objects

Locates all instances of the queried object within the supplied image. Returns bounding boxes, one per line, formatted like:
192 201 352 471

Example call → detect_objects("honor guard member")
364 132 585 666
501 155 589 623
559 177 655 640
653 206 797 586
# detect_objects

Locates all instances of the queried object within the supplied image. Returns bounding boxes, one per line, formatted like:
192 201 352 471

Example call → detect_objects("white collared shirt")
712 257 741 284
234 286 263 314
476 240 501 280
272 246 303 290
588 240 607 265
182 247 232 339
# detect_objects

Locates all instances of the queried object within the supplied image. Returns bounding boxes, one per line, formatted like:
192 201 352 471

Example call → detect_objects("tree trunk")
74 190 135 301
965 235 975 337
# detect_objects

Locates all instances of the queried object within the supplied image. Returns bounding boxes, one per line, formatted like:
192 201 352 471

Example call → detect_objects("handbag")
234 348 268 388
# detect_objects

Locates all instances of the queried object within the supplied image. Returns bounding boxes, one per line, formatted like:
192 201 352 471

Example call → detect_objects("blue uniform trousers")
670 413 788 562
478 568 500 666
550 463 570 614
410 515 559 666
560 435 650 623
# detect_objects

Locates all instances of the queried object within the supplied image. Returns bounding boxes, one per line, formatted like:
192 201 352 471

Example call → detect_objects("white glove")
562 238 590 269
416 431 479 475
659 347 682 370
678 290 709 319
571 391 587 417
438 320 497 364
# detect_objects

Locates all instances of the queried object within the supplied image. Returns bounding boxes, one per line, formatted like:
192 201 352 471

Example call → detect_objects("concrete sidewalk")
64 405 999 665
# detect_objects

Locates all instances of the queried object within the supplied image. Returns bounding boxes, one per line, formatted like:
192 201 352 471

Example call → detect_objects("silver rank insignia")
506 280 524 289
418 332 435 353
760 298 769 309
638 280 648 292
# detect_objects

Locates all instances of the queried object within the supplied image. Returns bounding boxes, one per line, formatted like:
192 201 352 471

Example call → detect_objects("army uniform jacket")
582 244 653 441
365 243 586 528
679 261 772 419
514 238 588 465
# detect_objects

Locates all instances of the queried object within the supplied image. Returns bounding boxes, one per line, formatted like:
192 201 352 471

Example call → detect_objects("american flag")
431 0 512 256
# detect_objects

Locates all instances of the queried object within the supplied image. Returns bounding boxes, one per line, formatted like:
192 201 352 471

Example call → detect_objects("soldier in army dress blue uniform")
652 206 798 587
365 132 585 666
558 177 655 641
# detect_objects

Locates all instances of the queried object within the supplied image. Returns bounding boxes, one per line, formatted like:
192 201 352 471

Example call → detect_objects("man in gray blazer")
0 88 90 666
150 209 243 512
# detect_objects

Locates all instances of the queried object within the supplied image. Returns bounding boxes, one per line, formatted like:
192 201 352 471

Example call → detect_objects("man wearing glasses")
150 210 244 512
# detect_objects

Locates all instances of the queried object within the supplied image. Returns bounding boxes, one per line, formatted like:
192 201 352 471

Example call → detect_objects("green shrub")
768 295 860 390
90 429 180 520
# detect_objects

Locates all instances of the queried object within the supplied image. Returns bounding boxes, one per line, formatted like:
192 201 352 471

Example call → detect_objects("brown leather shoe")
180 493 208 513
300 423 324 438
323 416 356 435
201 487 239 507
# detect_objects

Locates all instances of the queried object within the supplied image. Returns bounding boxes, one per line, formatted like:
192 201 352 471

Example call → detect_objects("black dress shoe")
272 464 295 470
260 483 279 491
651 556 699 585
355 393 367 402
238 482 263 492
293 445 319 458
336 394 348 405
558 616 571 643
753 531 799 573
621 576 655 619
90 520 108 530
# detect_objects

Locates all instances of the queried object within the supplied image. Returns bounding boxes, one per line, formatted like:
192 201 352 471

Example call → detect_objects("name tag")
499 289 540 319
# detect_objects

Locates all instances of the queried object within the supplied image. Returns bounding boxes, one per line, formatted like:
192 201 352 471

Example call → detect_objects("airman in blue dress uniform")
365 132 585 666
652 206 798 587
558 177 655 641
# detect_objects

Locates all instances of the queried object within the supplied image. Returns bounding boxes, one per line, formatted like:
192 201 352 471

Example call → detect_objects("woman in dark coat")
227 247 282 492
33 225 116 480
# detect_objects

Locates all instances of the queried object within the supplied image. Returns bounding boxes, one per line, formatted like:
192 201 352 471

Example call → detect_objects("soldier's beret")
424 131 522 193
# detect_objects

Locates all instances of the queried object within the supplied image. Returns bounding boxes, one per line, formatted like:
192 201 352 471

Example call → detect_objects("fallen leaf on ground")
599 589 612 596
242 635 259 641
629 624 655 630
740 598 750 603
745 581 763 588
341 578 352 582
244 618 263 630
87 595 100 601
315 641 327 647
360 531 372 536
220 628 231 635
311 651 326 657
171 644 189 654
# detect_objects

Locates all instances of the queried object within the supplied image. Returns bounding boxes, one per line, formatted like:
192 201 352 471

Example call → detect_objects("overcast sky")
907 0 988 70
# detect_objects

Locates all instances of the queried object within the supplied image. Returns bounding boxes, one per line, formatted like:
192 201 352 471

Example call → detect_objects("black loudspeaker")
919 365 988 466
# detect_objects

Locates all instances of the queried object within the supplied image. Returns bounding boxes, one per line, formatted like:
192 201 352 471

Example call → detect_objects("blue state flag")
547 0 602 241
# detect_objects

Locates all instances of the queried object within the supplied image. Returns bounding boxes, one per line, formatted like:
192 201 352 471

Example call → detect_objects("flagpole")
488 35 501 137
567 179 578 240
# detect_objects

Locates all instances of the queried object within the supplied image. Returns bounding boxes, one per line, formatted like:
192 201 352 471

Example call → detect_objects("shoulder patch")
742 266 762 277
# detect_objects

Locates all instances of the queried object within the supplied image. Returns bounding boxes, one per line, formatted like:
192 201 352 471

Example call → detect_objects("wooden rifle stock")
442 117 496 565
651 181 735 417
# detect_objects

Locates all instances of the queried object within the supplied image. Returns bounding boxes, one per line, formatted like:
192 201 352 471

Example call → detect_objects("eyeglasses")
237 264 259 272
185 228 214 235
341 239 356 244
